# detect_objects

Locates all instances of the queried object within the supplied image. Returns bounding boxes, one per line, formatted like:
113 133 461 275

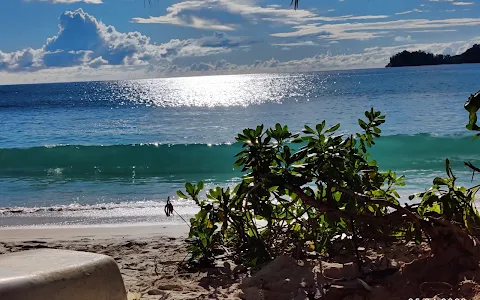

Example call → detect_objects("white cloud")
452 1 474 5
260 37 480 73
154 37 480 74
396 9 424 15
272 41 318 47
0 9 254 72
132 0 236 31
271 18 480 40
409 29 457 32
26 0 102 4
3 37 480 84
394 36 413 42
132 0 389 29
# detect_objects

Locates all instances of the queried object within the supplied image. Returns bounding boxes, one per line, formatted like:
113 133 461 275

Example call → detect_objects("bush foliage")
178 106 480 267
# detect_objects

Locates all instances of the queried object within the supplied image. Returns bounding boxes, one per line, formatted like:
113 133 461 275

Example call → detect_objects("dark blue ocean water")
1 64 480 226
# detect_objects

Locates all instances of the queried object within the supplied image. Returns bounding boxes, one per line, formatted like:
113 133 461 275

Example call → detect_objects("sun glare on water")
110 73 311 107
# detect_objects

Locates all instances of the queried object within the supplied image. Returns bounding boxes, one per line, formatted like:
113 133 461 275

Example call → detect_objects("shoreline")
0 223 189 242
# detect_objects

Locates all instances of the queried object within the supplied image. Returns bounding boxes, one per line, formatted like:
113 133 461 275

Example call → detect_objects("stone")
147 289 164 295
0 249 127 300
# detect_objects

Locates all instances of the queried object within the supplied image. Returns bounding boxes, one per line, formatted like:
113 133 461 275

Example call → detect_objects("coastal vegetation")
176 92 480 297
386 44 480 67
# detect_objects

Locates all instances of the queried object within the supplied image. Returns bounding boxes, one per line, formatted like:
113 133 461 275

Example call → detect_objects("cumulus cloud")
3 37 480 84
0 9 254 72
188 59 239 72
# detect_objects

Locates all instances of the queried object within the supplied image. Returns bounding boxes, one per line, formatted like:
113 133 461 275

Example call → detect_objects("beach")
3 224 480 300
0 224 245 300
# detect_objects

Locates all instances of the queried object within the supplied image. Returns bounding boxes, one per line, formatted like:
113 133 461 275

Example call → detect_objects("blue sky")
1 0 479 84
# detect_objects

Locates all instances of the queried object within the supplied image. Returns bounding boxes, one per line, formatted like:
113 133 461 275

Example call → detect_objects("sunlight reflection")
109 73 313 107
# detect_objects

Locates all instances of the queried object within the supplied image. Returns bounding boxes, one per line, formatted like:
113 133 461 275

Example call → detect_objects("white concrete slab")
0 249 127 300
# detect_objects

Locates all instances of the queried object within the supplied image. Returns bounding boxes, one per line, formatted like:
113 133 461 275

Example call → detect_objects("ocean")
1 64 480 227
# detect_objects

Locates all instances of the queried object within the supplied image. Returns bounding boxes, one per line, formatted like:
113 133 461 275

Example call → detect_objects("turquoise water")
1 64 480 226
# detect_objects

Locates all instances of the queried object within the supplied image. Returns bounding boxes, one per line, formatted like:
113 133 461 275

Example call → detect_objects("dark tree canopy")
387 44 480 67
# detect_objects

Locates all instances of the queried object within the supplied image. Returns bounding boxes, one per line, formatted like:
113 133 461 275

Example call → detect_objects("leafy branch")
175 107 480 271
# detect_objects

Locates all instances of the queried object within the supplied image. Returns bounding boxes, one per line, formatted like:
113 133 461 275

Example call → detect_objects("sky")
1 0 480 84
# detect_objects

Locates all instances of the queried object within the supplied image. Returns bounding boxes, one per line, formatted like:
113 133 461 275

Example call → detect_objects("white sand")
2 225 478 300
0 224 244 300
0 224 189 242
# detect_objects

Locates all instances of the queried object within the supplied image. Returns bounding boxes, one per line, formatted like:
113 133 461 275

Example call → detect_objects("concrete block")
0 249 127 300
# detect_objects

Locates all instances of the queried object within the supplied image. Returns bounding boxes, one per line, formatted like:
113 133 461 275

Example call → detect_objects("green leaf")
197 181 204 191
465 91 480 131
358 119 367 130
292 138 303 143
433 177 449 186
316 121 326 134
408 194 415 201
255 125 264 136
177 190 189 199
325 123 340 134
414 226 423 244
303 125 316 134
186 182 195 195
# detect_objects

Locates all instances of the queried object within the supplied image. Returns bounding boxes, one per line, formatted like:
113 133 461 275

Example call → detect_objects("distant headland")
386 44 480 67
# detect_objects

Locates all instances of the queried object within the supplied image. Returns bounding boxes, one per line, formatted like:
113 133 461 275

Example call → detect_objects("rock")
223 261 232 275
458 280 478 298
157 284 183 291
147 289 164 295
322 262 344 279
